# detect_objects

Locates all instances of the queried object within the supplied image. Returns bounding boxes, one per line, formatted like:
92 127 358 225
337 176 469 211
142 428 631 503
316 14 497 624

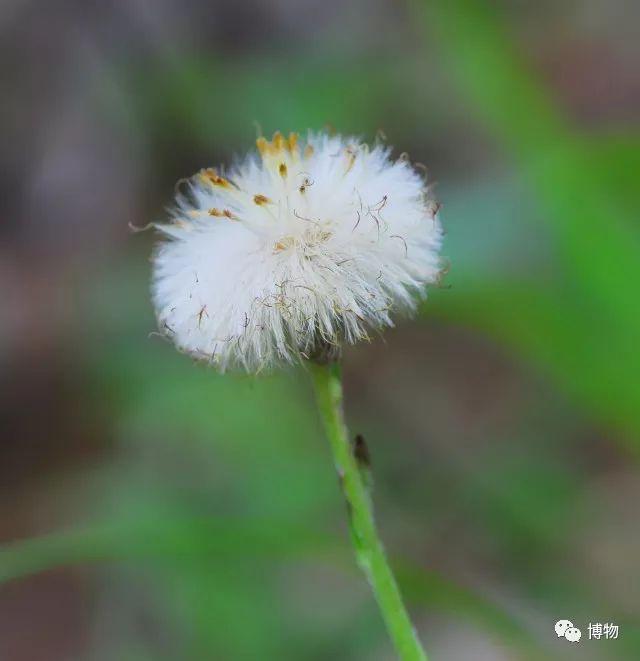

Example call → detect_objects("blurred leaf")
415 0 640 442
0 519 547 659
421 0 640 311
587 133 640 219
0 516 328 585
426 280 640 450
397 564 545 661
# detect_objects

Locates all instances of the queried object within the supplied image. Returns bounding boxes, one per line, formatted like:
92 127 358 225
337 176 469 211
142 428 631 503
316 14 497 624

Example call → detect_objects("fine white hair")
151 131 443 371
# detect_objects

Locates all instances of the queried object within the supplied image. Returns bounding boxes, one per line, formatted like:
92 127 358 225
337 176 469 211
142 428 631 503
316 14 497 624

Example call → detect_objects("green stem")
310 361 428 661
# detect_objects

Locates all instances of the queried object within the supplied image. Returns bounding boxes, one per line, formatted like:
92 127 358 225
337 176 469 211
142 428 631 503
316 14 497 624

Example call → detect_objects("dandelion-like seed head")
151 131 443 371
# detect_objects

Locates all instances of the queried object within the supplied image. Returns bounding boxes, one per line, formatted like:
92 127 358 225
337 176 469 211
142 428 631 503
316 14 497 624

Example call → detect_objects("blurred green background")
1 0 639 659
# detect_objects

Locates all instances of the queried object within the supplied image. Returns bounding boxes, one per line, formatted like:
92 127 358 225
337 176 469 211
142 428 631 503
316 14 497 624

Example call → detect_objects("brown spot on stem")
353 434 371 468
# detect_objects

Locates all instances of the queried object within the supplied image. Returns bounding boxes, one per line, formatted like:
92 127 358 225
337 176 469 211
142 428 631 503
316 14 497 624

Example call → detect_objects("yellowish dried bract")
344 147 357 174
200 168 232 188
273 236 295 252
208 208 237 220
256 131 300 157
273 227 333 254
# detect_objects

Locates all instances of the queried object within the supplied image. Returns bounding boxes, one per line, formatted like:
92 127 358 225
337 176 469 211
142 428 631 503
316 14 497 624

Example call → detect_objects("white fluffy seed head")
151 131 443 372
